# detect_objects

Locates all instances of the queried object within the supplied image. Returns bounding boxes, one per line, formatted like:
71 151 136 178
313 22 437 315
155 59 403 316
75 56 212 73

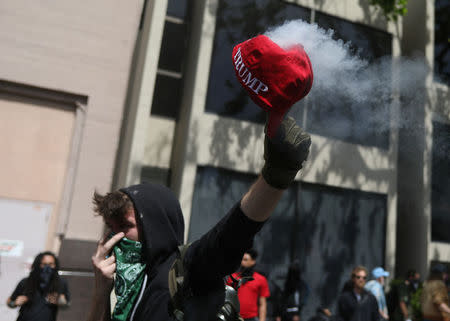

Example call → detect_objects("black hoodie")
121 183 265 321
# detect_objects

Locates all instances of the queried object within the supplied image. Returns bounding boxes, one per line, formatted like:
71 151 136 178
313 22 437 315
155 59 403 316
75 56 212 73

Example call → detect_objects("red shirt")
227 271 270 319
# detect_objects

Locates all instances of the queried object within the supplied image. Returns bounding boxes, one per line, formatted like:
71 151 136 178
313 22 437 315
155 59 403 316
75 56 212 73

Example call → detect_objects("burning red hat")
232 35 313 138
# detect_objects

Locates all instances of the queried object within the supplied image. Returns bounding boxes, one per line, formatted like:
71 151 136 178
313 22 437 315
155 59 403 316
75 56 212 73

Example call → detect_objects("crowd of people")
229 259 450 321
7 247 450 321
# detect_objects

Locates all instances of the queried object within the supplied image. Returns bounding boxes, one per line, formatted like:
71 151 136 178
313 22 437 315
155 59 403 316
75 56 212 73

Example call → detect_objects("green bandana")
112 237 146 321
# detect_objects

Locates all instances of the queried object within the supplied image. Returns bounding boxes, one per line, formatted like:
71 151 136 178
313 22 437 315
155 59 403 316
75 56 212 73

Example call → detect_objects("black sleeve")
10 278 27 300
185 202 266 292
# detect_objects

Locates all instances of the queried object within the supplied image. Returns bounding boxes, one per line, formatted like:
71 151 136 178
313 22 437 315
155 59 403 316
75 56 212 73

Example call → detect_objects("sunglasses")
353 275 367 280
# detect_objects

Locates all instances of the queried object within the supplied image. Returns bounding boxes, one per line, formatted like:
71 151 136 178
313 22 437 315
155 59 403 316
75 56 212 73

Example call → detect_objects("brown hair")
93 190 133 224
351 266 368 278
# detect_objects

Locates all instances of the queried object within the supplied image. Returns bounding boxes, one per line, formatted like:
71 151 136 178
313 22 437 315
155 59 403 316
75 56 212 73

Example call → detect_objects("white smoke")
264 20 429 133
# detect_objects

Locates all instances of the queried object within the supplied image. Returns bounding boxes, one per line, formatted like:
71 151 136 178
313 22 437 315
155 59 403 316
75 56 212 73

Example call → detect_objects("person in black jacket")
336 266 379 321
276 261 310 321
86 116 312 321
7 251 70 321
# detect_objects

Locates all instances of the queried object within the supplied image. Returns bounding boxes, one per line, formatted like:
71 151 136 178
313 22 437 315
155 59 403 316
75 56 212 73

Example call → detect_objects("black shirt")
10 278 70 321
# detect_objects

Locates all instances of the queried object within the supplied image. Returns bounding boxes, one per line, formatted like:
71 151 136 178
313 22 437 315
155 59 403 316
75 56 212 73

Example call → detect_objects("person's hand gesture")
15 295 28 306
46 292 59 305
91 232 124 295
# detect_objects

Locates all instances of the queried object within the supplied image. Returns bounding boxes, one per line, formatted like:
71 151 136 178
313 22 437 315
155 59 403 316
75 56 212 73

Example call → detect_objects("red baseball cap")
232 35 313 137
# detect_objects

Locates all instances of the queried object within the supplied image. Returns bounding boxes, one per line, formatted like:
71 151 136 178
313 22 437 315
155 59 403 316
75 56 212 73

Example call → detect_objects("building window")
431 121 450 243
167 0 187 19
434 0 450 85
205 0 311 124
150 3 190 119
189 166 387 318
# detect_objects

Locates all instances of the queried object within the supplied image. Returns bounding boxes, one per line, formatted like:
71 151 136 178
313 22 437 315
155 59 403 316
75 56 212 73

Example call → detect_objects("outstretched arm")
186 117 311 288
240 175 283 222
242 116 311 222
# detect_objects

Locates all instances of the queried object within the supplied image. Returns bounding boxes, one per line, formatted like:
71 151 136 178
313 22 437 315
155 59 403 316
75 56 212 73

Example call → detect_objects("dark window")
189 166 387 319
159 21 187 73
167 0 187 19
431 121 450 243
309 12 392 149
434 0 450 84
205 0 311 124
151 74 183 119
315 12 392 61
151 2 190 119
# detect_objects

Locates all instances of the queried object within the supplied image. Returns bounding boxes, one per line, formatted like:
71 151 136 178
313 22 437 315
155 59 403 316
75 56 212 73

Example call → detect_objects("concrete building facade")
0 0 448 320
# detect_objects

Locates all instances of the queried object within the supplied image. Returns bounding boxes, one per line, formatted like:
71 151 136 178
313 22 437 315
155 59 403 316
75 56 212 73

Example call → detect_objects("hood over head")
120 183 184 268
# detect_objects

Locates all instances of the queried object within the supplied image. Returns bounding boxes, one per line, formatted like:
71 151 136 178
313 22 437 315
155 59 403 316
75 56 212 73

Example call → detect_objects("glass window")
158 21 187 73
205 0 311 124
431 121 450 243
315 12 392 61
189 166 387 319
308 12 392 149
151 74 183 119
167 0 187 19
434 0 450 85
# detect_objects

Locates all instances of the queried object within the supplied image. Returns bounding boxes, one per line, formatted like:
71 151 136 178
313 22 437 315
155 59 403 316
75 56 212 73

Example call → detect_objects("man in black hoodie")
86 116 310 321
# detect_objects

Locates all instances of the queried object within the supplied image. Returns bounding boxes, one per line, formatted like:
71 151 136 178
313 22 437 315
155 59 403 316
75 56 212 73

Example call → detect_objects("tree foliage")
369 0 408 21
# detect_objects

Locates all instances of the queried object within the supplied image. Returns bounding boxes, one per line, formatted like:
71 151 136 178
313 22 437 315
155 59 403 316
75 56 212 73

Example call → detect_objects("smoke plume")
264 20 430 136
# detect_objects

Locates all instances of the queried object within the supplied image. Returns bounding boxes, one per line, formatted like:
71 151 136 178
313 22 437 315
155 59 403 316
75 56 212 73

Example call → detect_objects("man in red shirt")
228 249 270 321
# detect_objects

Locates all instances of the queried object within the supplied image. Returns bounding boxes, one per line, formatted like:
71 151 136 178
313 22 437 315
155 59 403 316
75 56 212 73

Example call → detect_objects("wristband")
8 301 16 308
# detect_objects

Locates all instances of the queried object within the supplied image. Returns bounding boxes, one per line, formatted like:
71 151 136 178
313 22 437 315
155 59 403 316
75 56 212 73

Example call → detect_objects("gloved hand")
262 116 311 189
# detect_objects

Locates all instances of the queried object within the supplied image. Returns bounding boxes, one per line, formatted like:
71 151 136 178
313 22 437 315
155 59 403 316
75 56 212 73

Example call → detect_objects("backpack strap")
168 244 192 321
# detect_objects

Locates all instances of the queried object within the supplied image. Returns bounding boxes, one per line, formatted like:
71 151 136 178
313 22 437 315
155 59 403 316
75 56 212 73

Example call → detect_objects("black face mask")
238 265 254 277
39 265 55 290
237 265 255 286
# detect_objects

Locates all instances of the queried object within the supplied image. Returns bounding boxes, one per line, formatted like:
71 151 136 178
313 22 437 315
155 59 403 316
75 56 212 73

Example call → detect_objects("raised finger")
102 232 124 254
95 232 123 258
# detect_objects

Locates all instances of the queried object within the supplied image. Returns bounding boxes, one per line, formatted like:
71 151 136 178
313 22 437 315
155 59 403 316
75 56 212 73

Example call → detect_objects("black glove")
261 116 311 189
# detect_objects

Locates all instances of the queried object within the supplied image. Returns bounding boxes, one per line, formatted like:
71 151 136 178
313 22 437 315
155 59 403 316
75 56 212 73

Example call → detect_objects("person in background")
336 265 379 321
266 275 283 321
276 261 310 321
421 264 450 321
365 267 390 320
6 251 70 321
228 249 271 321
390 269 421 321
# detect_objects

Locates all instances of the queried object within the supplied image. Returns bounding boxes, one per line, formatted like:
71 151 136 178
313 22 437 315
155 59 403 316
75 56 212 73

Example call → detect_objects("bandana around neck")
112 237 146 321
